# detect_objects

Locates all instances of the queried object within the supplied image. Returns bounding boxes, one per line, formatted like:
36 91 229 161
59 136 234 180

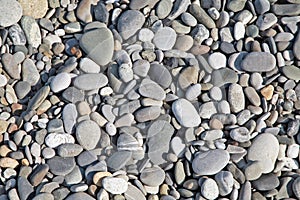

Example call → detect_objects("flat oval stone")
241 52 276 72
153 27 177 50
50 73 71 93
139 78 166 101
102 177 128 194
0 0 22 27
117 10 145 40
192 149 230 175
62 103 78 133
282 65 300 81
140 166 165 187
47 156 76 176
247 133 279 173
172 98 201 127
76 120 101 150
156 0 172 19
57 143 83 157
79 28 114 66
125 185 146 200
107 151 132 171
135 106 161 122
208 52 227 69
201 178 219 200
148 63 172 89
73 73 108 90
252 173 279 191
21 16 42 48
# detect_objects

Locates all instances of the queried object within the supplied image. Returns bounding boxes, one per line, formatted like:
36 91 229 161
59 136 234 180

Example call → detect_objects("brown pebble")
0 145 12 157
22 159 29 166
261 85 274 100
190 44 210 55
209 118 224 130
88 184 98 196
8 123 18 133
0 119 9 134
71 46 82 58
0 157 19 168
11 103 23 113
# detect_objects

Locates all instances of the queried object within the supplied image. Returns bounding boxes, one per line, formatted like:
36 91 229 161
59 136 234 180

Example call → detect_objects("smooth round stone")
62 87 84 103
57 143 83 157
174 35 193 51
211 68 238 87
117 10 145 40
199 102 217 119
79 28 114 66
76 120 101 150
172 98 201 127
230 127 250 142
209 86 223 101
0 0 22 27
22 58 40 86
241 52 276 72
102 177 128 194
201 178 219 200
65 192 95 200
185 84 202 101
208 52 227 69
181 12 197 27
139 78 166 101
192 149 230 175
73 73 108 90
19 0 48 18
135 106 161 122
62 103 78 133
156 0 172 19
50 73 71 93
153 27 177 51
256 13 277 31
215 171 234 196
45 133 75 148
47 156 76 176
140 166 165 187
252 173 279 191
138 28 154 42
246 25 259 37
247 133 279 173
282 65 300 81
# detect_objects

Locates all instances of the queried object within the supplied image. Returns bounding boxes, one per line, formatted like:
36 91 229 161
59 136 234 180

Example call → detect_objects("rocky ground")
0 0 300 199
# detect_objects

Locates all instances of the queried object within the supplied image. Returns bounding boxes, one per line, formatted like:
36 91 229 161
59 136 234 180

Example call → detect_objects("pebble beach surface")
0 0 300 199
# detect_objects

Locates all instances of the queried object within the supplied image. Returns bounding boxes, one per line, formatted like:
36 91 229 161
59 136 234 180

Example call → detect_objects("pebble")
247 133 279 177
215 171 234 196
254 0 270 14
241 52 276 72
189 4 215 29
21 16 42 48
8 24 26 45
50 73 71 93
293 177 300 199
62 87 84 103
228 83 245 113
107 151 132 171
0 0 22 27
73 73 108 90
79 28 114 66
102 177 128 194
117 10 145 40
19 0 48 18
57 143 83 157
272 4 300 16
294 31 300 60
139 78 166 101
76 120 101 150
252 173 279 191
256 13 277 31
153 27 177 51
65 192 95 200
140 166 165 187
0 158 19 168
47 156 76 176
147 120 174 165
124 185 146 200
18 176 34 200
172 98 201 127
282 65 300 81
29 164 49 186
208 52 227 69
192 149 230 175
201 178 219 200
181 12 197 27
2 53 21 80
156 0 172 19
45 133 75 148
148 63 172 89
230 127 250 142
